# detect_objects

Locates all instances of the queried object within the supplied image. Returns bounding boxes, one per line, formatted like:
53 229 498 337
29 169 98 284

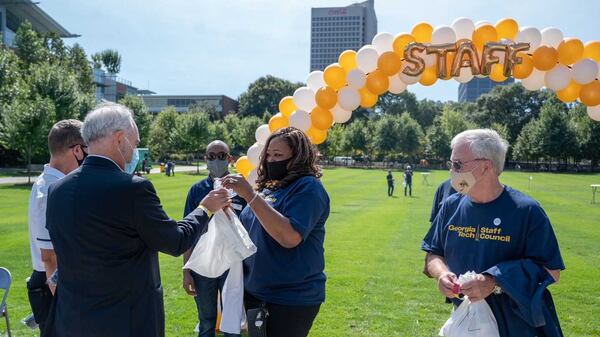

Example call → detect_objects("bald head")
206 140 229 154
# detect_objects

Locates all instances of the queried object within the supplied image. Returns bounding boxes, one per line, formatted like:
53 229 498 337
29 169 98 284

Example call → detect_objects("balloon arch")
236 18 600 181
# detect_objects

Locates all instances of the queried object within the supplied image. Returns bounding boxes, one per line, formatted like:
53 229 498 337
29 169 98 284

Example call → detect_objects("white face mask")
450 167 478 194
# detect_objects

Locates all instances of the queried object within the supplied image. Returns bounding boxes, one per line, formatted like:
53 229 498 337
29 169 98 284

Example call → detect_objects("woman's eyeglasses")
447 158 487 171
207 152 228 161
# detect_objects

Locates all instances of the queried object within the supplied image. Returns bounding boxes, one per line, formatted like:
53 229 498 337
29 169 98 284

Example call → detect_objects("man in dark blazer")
44 102 231 337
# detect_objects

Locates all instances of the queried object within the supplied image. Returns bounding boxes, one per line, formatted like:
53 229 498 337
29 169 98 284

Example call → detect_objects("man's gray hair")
451 129 509 174
82 102 136 144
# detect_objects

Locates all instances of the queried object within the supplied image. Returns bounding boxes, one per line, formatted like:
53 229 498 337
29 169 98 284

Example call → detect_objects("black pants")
387 184 394 196
404 181 412 196
244 292 320 337
27 270 52 336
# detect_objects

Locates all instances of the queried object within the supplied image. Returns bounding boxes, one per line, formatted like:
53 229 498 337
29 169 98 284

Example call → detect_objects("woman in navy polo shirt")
223 127 330 337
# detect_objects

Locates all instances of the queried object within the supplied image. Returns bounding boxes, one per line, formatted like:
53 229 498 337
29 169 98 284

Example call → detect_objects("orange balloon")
472 24 498 51
411 22 433 43
495 18 519 40
557 80 582 103
489 64 507 82
235 156 254 178
315 86 337 110
307 127 328 145
310 107 334 130
393 33 416 56
278 96 296 118
419 66 438 86
558 38 584 65
513 52 534 79
378 51 402 76
339 50 358 71
583 41 600 63
323 63 347 90
366 70 389 95
532 46 558 71
268 113 289 132
359 87 378 108
579 80 600 106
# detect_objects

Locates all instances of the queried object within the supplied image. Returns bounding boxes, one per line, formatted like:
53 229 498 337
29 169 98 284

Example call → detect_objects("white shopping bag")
439 297 499 337
184 208 257 278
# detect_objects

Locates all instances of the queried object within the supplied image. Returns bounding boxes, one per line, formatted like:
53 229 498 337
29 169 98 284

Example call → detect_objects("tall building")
458 77 515 102
141 94 238 118
0 0 77 46
310 0 377 72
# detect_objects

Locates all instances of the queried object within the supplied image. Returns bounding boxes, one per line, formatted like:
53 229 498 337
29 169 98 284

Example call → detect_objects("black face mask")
266 159 291 181
75 149 88 167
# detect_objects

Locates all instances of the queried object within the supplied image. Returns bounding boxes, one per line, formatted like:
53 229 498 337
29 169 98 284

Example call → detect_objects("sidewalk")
0 165 205 185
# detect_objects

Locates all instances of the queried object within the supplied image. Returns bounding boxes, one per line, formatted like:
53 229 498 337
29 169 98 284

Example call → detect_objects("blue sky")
39 0 600 102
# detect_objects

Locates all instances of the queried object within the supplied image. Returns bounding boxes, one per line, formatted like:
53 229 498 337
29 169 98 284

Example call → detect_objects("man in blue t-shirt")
422 129 564 337
404 165 413 196
182 140 246 337
429 179 457 223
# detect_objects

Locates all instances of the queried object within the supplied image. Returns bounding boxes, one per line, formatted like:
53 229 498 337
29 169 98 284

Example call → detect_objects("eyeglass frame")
206 151 229 161
447 158 488 171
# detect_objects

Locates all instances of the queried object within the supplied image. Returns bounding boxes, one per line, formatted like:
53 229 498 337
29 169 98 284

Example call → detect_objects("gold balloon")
307 127 328 145
310 107 334 131
278 96 296 118
489 64 507 82
451 41 481 77
425 43 457 79
533 46 559 71
583 41 600 63
393 33 416 56
359 87 378 108
323 63 347 90
366 69 390 95
315 86 337 110
268 113 289 132
378 51 402 76
579 80 600 106
512 52 534 79
411 22 433 43
557 80 582 103
495 18 519 40
339 50 358 71
419 66 438 86
504 43 531 77
481 43 507 76
558 38 584 65
472 24 498 51
235 156 254 178
403 43 427 76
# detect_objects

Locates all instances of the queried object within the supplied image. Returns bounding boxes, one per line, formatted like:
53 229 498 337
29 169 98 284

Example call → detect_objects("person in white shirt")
27 119 87 336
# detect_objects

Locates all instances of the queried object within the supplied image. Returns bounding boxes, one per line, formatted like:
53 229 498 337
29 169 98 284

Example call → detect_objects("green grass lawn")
1 169 599 336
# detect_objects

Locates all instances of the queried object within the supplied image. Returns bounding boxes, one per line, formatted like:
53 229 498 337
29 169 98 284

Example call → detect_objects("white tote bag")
439 297 500 337
184 208 256 278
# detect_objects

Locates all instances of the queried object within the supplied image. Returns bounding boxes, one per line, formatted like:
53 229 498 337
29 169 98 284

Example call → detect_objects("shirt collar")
88 154 123 171
43 164 66 179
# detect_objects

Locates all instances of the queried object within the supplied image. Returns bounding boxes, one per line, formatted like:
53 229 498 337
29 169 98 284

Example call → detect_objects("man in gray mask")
182 140 247 337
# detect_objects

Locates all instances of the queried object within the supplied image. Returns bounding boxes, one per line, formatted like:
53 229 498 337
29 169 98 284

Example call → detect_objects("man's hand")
437 271 459 298
460 274 496 302
200 189 231 213
182 270 196 296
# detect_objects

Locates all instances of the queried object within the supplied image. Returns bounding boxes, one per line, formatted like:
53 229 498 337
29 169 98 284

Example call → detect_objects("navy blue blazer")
44 156 209 337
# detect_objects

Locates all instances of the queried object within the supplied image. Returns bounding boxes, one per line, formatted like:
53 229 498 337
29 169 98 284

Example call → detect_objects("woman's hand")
221 174 255 201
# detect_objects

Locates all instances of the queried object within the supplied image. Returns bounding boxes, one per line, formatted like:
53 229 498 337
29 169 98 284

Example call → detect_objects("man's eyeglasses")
69 144 88 150
207 152 228 161
447 158 487 171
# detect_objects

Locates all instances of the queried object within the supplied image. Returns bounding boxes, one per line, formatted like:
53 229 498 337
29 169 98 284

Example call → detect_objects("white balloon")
248 168 258 188
540 27 564 48
454 68 474 83
338 87 361 111
331 104 352 123
598 65 600 81
545 64 572 91
516 27 542 51
247 143 264 166
521 69 546 90
587 105 600 121
572 59 599 85
356 45 379 73
306 71 325 91
255 124 271 145
388 75 407 94
372 32 395 54
451 17 475 41
289 110 311 132
432 25 456 44
399 64 422 84
347 69 366 89
292 87 316 112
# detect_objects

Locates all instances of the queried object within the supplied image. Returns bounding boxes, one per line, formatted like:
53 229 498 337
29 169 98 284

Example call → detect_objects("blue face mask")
125 147 140 174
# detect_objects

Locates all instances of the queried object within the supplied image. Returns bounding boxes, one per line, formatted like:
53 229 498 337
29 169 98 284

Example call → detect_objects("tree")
373 115 401 158
173 111 211 169
396 114 424 160
238 75 302 117
14 21 47 68
119 95 152 146
319 124 345 157
342 121 369 156
570 104 600 170
413 99 443 128
148 107 178 160
232 116 262 149
99 49 121 74
440 106 474 140
513 119 542 162
425 117 451 160
534 101 578 162
376 91 418 116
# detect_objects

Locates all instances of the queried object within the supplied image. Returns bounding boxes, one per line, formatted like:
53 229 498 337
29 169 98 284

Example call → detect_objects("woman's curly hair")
255 127 322 191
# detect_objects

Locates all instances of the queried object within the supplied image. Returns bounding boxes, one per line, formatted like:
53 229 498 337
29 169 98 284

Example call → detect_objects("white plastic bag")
439 271 500 337
184 208 256 278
